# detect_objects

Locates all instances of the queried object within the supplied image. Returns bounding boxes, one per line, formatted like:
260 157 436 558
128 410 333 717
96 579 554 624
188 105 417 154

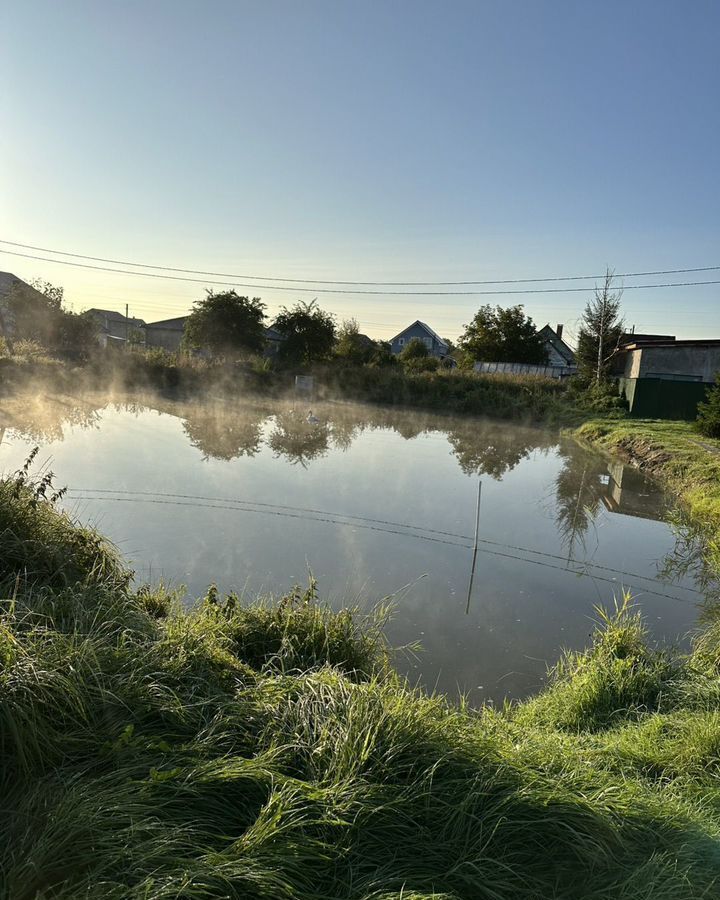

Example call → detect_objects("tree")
575 270 624 383
335 318 374 364
274 300 336 365
696 375 720 438
458 304 548 365
399 337 430 360
183 290 266 357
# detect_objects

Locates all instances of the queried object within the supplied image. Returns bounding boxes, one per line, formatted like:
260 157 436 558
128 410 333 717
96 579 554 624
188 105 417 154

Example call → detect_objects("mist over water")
0 390 712 703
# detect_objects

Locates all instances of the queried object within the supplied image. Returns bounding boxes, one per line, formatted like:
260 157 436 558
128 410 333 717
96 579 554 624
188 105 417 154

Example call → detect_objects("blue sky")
2 0 718 342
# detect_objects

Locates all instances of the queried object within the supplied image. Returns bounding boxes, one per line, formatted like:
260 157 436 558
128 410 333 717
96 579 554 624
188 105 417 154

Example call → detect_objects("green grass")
4 467 720 897
576 418 720 573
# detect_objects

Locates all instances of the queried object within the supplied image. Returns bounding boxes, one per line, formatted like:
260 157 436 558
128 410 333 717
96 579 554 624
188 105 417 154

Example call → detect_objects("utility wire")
69 487 704 597
2 238 719 286
2 249 720 297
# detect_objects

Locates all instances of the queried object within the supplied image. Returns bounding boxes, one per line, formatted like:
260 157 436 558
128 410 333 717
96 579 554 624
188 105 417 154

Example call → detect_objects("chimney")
556 324 564 339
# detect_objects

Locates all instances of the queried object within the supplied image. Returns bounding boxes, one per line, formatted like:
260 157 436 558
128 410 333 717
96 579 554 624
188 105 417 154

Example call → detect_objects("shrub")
696 375 720 438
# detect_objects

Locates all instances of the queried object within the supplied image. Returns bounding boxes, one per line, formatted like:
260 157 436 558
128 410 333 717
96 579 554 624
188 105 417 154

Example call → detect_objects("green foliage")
399 337 430 360
458 304 548 364
575 271 625 382
334 318 375 364
183 290 266 357
696 375 720 438
274 300 336 365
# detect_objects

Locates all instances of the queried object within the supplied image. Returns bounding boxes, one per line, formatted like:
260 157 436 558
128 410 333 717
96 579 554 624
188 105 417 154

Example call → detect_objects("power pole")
125 303 130 346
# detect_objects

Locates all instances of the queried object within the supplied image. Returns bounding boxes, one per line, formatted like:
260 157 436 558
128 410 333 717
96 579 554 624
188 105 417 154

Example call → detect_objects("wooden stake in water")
465 479 482 615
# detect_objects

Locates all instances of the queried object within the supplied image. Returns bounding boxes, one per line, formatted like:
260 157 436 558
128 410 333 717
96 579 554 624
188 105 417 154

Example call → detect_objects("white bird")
306 410 319 425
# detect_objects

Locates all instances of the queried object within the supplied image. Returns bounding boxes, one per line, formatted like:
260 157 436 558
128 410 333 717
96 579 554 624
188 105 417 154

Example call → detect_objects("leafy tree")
575 271 624 383
696 375 720 438
274 300 336 365
335 318 374 364
368 340 397 367
183 290 266 357
54 311 98 358
458 304 548 365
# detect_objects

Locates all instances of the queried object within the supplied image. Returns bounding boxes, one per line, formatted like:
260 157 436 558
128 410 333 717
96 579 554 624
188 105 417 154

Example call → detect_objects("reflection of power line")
69 487 472 542
69 488 702 600
71 495 471 550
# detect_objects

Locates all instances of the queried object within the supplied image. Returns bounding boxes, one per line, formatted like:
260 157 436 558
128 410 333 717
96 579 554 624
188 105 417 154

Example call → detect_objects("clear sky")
2 0 719 343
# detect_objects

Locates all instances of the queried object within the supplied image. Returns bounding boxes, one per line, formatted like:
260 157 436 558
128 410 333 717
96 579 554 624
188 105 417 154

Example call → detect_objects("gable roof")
538 324 576 365
390 320 448 348
145 316 188 330
87 308 146 328
0 272 48 304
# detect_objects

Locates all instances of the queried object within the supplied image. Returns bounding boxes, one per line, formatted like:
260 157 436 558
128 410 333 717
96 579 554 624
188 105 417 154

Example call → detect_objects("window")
398 337 405 346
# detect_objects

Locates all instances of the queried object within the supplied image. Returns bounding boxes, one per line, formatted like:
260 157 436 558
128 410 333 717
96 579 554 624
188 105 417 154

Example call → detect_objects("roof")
621 332 675 344
390 320 448 348
538 324 576 365
145 316 188 330
265 325 286 341
623 339 720 351
0 272 49 303
87 308 146 327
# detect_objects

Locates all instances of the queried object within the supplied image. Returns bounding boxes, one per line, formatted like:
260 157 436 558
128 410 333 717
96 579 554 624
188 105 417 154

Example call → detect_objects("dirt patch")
611 436 672 473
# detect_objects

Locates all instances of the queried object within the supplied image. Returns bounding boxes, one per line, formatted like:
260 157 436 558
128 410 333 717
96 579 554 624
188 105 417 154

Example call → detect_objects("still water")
0 391 711 703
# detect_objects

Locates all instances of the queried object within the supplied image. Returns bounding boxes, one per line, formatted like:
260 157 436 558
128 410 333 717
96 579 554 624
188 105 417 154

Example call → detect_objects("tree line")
2 271 627 384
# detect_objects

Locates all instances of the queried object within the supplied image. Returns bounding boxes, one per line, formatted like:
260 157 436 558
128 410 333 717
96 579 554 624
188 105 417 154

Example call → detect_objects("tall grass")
2 468 720 897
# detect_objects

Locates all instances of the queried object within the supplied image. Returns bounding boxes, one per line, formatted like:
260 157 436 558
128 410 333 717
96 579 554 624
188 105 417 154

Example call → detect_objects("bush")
696 376 720 438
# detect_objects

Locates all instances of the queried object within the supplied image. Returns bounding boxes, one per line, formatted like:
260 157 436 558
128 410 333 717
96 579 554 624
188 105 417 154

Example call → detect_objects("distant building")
617 338 720 419
0 271 50 339
87 308 146 345
264 325 287 357
389 321 449 358
538 324 576 368
145 316 188 352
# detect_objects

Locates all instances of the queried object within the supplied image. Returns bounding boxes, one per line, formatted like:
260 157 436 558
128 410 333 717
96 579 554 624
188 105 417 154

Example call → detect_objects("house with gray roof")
538 324 576 368
389 321 449 358
145 316 188 351
87 308 146 344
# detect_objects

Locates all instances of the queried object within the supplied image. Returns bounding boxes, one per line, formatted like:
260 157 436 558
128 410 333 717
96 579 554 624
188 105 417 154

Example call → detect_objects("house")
0 272 51 339
617 339 720 419
264 325 287 357
87 308 146 345
145 316 188 351
389 321 448 358
538 324 576 369
474 324 576 379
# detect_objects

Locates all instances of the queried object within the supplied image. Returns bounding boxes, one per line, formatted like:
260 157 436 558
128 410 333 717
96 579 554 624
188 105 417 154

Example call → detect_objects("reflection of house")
390 321 448 358
145 316 188 351
616 339 720 419
600 461 668 521
87 308 146 345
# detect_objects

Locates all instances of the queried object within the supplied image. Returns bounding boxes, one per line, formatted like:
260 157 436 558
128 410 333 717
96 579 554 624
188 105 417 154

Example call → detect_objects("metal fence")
473 361 577 379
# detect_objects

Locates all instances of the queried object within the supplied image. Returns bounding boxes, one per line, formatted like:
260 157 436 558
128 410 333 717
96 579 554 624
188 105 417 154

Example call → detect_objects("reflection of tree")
0 395 103 443
659 517 720 619
446 422 548 479
181 404 266 460
554 441 607 556
268 410 330 467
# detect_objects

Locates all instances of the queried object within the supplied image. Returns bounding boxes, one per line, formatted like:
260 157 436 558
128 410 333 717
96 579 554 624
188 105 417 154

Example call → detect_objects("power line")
2 248 720 297
2 238 719 286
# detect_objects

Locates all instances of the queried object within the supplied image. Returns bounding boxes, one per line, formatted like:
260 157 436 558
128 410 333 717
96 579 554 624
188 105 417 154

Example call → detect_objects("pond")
0 390 713 704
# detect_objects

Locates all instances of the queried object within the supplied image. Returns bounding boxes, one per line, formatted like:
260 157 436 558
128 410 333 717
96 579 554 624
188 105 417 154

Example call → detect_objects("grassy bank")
577 418 720 572
4 467 720 896
0 346 593 425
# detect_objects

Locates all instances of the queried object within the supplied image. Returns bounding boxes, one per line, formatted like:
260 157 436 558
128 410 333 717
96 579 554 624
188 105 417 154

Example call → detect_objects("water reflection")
0 388 715 704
